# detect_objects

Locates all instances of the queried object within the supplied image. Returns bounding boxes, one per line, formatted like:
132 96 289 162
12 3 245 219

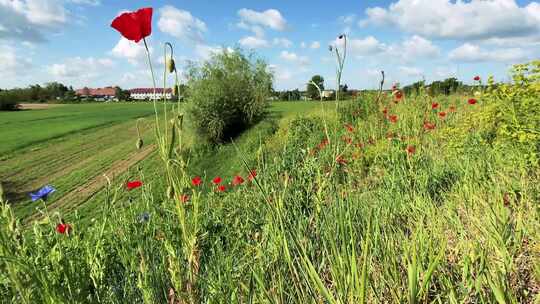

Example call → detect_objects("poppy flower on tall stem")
423 121 436 131
344 123 354 133
468 98 478 105
126 181 143 191
431 102 439 110
191 176 202 187
406 145 416 155
216 185 226 193
179 194 189 203
438 111 447 119
111 8 153 43
248 170 257 181
232 175 245 186
389 115 398 123
212 177 222 185
56 221 71 235
474 76 481 81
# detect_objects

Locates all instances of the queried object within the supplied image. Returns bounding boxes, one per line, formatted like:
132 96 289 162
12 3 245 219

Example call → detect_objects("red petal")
111 7 152 43
137 8 153 39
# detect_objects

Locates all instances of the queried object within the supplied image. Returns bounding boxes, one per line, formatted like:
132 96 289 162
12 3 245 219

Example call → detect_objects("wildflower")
406 145 416 155
355 142 364 149
468 98 477 105
449 106 456 113
248 170 257 181
318 138 329 150
336 155 347 165
56 222 71 235
423 121 436 131
212 177 222 185
394 90 403 100
382 107 388 115
344 123 354 132
138 212 150 223
30 185 56 202
216 185 226 192
232 175 244 186
439 111 447 119
191 176 202 187
110 7 153 43
474 76 480 81
431 102 439 110
343 136 352 144
179 194 189 203
389 115 398 123
126 181 142 191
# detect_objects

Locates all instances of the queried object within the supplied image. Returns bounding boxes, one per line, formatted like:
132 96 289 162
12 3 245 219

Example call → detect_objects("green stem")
143 38 161 139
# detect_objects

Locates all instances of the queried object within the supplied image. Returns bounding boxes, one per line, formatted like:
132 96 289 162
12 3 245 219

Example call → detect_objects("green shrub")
0 92 19 111
186 49 273 143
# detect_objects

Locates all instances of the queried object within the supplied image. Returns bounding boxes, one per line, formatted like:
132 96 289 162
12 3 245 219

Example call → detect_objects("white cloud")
0 0 67 42
449 43 530 63
398 66 423 77
195 45 234 60
310 41 321 49
0 44 32 76
111 38 149 65
336 36 384 56
238 8 287 31
280 51 309 66
300 42 307 48
273 38 293 48
158 5 207 42
68 0 100 5
47 57 115 79
239 36 270 48
360 0 540 41
338 14 356 34
386 35 440 61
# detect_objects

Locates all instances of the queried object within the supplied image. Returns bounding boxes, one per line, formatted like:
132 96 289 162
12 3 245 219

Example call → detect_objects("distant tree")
307 75 324 100
115 87 130 101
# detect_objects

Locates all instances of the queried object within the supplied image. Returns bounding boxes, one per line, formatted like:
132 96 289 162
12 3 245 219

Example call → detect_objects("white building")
129 88 173 100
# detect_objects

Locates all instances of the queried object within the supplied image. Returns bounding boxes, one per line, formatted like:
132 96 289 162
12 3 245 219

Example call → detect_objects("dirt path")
26 144 156 223
18 103 60 110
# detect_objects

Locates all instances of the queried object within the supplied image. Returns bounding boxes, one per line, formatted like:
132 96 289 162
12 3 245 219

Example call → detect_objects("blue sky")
1 0 539 90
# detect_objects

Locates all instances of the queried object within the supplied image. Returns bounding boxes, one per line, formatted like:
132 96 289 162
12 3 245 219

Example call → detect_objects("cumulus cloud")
111 38 149 65
195 44 234 60
454 44 530 63
335 36 385 56
0 0 68 42
238 8 287 31
0 44 32 76
68 0 100 5
158 6 207 42
239 36 270 48
398 66 423 78
280 51 309 66
273 38 293 48
449 43 530 63
386 35 440 61
360 0 540 41
310 41 321 49
47 57 115 79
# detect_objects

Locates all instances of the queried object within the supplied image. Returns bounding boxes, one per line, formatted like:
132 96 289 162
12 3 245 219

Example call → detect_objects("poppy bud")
172 85 178 96
328 45 333 52
338 34 344 39
166 58 176 73
166 185 174 199
136 138 144 150
0 182 4 203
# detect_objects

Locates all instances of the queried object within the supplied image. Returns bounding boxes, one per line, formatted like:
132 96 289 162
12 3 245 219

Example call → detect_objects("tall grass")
1 71 539 303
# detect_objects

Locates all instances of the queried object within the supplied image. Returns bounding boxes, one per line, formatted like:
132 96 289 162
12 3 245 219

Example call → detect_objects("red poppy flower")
212 177 222 185
344 123 354 132
431 102 439 110
232 175 244 186
468 98 477 105
389 115 398 123
56 223 71 234
423 121 436 131
474 76 480 81
343 136 352 144
191 176 202 187
438 111 447 118
111 7 153 43
336 155 347 165
394 91 403 100
248 169 257 181
449 106 456 113
406 145 416 155
216 185 226 192
127 180 143 190
179 194 189 203
318 138 329 150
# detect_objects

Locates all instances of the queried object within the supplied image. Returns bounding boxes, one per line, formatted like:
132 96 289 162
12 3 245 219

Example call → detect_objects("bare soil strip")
26 144 156 223
18 103 60 110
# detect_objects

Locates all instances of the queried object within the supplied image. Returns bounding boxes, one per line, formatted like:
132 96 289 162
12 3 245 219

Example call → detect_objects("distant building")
75 87 117 100
129 88 173 100
322 90 335 98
